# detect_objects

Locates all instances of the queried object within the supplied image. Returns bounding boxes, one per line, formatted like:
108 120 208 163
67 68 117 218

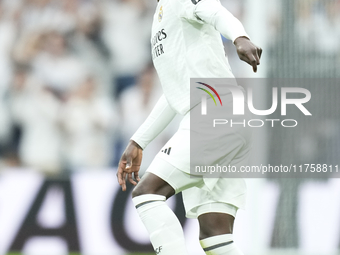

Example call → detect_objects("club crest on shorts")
158 6 163 22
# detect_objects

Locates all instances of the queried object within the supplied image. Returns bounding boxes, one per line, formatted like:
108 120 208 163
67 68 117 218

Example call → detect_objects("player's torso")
151 0 234 114
151 0 191 114
151 0 187 70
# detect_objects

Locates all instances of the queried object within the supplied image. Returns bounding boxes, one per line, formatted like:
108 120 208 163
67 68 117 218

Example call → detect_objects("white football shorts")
146 92 252 218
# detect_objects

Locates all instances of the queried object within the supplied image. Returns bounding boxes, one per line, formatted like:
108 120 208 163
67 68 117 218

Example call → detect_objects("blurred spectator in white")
313 0 340 55
0 0 16 155
100 0 152 97
60 76 117 169
295 0 319 51
0 93 11 165
0 0 18 97
32 30 87 97
8 66 63 174
119 64 178 172
69 2 111 95
20 0 77 35
0 99 11 158
296 0 340 55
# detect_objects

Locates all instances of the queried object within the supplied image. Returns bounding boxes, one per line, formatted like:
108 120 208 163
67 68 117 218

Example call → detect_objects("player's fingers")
130 164 141 173
252 62 257 73
118 160 126 172
116 169 126 190
239 51 258 72
251 48 261 72
116 162 124 183
258 47 263 59
239 54 250 65
128 173 137 186
125 155 133 170
250 55 258 73
134 172 141 182
252 48 260 64
121 172 127 191
116 171 122 185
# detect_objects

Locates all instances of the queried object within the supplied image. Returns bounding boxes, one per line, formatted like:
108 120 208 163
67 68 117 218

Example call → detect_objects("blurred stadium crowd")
0 0 163 174
0 0 339 175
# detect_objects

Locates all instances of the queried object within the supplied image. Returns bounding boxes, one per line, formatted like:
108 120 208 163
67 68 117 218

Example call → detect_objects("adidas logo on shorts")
161 147 171 155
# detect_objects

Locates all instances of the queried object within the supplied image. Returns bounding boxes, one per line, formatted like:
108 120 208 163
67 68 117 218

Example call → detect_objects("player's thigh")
132 172 175 199
198 212 235 240
132 157 204 199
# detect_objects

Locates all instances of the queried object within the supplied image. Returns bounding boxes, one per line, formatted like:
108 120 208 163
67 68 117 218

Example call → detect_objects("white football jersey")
151 0 235 115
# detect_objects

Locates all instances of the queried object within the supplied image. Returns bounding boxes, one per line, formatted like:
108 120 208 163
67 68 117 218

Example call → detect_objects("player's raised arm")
117 94 177 191
194 0 262 72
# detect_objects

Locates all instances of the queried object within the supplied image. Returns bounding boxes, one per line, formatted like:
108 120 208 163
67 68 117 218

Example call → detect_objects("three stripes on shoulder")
161 147 171 155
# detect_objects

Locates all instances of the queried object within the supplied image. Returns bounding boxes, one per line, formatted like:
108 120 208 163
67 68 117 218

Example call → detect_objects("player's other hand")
234 36 262 73
117 140 143 191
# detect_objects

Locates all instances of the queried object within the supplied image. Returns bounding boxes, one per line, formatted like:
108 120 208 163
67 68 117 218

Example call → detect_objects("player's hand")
117 140 143 191
234 36 262 73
